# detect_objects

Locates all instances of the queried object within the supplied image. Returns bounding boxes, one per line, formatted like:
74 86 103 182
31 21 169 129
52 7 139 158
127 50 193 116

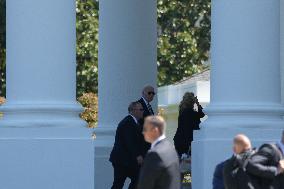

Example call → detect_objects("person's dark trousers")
111 163 139 189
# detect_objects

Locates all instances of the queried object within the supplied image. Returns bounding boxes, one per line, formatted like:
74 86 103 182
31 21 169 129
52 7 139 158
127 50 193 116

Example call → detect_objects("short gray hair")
128 101 141 113
142 85 154 93
145 116 166 135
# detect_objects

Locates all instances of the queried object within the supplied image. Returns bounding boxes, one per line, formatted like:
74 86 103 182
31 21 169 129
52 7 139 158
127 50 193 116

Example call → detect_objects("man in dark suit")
109 102 147 189
137 85 156 154
137 116 180 189
223 134 255 189
213 161 225 189
138 85 155 119
245 130 284 189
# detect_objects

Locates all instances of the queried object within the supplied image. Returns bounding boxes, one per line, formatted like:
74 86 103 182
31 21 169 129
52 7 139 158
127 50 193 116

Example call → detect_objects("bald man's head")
233 134 252 154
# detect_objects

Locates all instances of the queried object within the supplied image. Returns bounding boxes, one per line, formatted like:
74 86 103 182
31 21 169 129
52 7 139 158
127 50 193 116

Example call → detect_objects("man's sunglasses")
134 108 144 111
148 92 156 95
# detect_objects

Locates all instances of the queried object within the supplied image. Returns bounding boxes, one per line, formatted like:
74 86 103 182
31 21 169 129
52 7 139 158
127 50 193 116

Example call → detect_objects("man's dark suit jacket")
137 139 180 189
246 144 283 189
137 97 153 152
223 150 255 189
109 115 146 168
213 161 225 189
138 97 154 119
173 106 205 156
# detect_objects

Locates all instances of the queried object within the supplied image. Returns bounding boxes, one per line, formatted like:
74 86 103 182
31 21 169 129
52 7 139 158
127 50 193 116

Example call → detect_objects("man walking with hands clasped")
109 102 148 189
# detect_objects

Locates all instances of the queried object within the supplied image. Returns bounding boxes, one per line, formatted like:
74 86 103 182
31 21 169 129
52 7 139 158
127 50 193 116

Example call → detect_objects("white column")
95 0 157 188
281 0 284 103
0 0 85 129
192 1 284 189
0 1 94 189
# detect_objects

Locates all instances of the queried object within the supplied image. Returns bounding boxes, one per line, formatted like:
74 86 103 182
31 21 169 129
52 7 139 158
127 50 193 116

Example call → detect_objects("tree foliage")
157 0 211 86
0 0 211 96
0 0 5 96
76 0 99 97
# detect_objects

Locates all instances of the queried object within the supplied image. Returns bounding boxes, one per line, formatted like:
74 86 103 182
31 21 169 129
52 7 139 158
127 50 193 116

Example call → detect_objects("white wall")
158 81 210 106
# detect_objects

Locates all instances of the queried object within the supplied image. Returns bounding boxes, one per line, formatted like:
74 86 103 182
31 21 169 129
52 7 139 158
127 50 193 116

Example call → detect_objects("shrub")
77 92 98 128
0 96 5 118
158 107 165 117
0 96 4 105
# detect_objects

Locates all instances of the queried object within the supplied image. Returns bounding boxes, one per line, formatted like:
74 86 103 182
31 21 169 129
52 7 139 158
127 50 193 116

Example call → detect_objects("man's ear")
154 127 160 133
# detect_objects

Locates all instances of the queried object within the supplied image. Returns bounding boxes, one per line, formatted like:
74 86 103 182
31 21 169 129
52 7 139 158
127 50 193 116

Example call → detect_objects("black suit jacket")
137 139 180 189
246 144 283 189
213 161 225 189
274 143 284 189
138 97 154 119
137 98 153 152
173 105 205 155
109 115 146 168
223 150 256 189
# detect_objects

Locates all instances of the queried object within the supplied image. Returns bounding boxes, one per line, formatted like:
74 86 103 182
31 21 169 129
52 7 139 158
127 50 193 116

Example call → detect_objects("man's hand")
137 156 144 165
277 159 284 174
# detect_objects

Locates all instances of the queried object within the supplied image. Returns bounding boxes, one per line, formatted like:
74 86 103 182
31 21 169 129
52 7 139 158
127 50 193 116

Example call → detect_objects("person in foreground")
137 116 180 189
109 102 147 189
245 132 284 189
223 134 255 189
213 161 225 189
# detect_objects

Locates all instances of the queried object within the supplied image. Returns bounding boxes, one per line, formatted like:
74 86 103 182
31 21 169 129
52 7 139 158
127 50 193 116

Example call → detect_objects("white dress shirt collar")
277 141 284 155
151 135 166 149
129 114 138 125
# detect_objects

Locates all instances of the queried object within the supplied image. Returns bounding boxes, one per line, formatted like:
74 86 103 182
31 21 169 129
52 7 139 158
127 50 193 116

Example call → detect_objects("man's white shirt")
129 114 138 125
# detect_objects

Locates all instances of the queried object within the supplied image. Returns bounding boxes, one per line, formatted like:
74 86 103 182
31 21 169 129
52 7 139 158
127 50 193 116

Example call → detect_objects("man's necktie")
147 103 154 115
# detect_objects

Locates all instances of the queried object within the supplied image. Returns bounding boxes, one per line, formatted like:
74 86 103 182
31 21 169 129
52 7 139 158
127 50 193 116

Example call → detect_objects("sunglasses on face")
148 92 156 96
135 108 144 111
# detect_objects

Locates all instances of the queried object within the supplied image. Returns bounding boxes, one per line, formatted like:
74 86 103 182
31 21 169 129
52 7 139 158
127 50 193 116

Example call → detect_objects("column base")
0 135 94 189
93 126 118 189
192 127 283 189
